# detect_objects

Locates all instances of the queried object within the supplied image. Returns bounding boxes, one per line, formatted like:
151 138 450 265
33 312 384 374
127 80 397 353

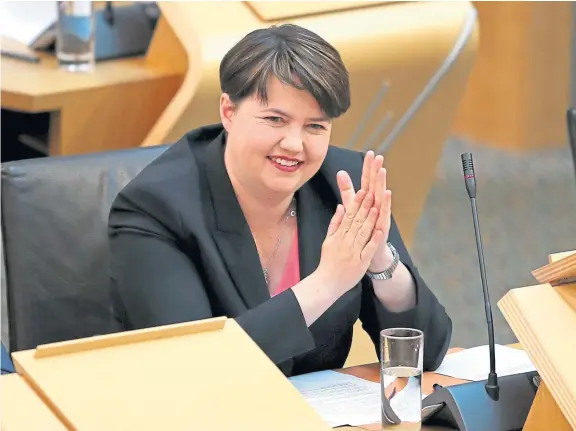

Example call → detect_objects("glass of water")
56 1 95 72
381 328 424 430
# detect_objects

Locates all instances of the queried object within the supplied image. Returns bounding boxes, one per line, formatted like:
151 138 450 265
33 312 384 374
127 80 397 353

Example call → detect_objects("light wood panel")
498 282 576 429
532 252 576 286
550 250 576 264
524 381 573 431
246 1 389 21
11 318 332 431
1 11 185 156
4 337 469 431
1 373 67 431
452 1 572 151
500 252 576 429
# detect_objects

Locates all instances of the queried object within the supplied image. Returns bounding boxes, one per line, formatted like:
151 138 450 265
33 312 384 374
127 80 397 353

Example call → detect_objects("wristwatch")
366 242 399 280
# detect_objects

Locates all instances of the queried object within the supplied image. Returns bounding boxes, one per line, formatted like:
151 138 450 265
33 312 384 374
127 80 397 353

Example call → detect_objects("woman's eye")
308 124 326 131
264 116 283 123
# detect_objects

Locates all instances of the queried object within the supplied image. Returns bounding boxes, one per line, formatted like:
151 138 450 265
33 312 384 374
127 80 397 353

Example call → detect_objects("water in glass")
382 365 422 430
56 1 95 72
380 328 424 430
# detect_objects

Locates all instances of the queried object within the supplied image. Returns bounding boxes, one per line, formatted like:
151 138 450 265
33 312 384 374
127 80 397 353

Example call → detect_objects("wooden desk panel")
1 373 67 430
1 47 183 155
2 346 519 430
452 1 572 151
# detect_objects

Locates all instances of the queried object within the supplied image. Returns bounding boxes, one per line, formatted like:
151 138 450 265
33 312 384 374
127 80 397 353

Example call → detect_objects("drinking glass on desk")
56 0 95 72
381 328 424 431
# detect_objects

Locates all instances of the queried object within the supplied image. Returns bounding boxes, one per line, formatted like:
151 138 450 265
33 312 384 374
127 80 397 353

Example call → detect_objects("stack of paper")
289 371 381 427
434 344 536 381
0 1 57 48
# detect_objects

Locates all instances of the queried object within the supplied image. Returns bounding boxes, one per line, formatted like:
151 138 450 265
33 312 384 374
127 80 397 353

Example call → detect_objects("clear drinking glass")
381 328 424 430
56 1 95 72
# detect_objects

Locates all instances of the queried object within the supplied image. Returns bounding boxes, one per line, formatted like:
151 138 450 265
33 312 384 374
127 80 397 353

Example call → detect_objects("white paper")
0 1 57 46
434 344 536 381
289 370 382 427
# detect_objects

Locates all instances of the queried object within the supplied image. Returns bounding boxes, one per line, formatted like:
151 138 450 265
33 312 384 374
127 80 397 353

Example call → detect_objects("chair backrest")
1 146 168 352
566 108 576 181
142 0 479 248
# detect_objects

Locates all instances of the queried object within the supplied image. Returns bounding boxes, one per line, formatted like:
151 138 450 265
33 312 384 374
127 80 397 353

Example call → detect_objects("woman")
108 24 452 376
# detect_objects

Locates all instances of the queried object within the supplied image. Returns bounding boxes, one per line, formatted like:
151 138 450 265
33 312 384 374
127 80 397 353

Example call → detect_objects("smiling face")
221 76 332 200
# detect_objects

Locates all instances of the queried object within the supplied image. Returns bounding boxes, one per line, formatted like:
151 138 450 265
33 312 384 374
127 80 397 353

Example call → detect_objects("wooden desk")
1 49 183 156
0 373 67 430
2 345 518 430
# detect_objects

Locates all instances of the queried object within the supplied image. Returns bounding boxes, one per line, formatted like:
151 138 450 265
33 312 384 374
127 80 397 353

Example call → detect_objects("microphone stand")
465 153 499 401
421 153 539 431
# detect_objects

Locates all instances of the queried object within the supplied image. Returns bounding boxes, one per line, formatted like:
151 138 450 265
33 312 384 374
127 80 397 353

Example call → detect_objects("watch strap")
366 242 399 280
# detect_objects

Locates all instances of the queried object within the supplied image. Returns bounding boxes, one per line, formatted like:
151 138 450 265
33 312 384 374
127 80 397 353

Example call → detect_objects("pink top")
272 229 301 296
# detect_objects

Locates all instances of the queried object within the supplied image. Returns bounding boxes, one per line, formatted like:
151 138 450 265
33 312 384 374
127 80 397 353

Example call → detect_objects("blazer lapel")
202 132 270 310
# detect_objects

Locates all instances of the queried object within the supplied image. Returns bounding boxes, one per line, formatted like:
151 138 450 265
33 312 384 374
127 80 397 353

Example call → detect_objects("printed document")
434 344 536 381
289 370 382 427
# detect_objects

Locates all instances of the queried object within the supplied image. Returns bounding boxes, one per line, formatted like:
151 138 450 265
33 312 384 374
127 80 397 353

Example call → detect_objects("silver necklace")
263 199 297 285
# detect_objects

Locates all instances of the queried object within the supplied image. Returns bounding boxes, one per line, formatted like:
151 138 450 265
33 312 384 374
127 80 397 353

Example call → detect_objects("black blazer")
108 124 452 376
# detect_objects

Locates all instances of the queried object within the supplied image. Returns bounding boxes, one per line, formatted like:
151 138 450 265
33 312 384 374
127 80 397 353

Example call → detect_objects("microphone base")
422 371 539 431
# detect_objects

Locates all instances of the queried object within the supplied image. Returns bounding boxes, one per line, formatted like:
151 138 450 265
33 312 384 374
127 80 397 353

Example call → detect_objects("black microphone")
461 152 477 198
461 153 499 401
421 153 540 431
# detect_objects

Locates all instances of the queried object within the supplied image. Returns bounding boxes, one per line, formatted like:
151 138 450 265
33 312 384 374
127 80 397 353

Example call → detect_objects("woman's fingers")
361 151 374 192
338 189 366 234
369 155 384 195
376 188 392 232
346 192 374 239
354 206 379 251
374 167 386 210
327 204 344 237
337 170 356 211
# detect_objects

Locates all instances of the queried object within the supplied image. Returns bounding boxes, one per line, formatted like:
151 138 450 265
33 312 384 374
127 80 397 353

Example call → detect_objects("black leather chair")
1 145 169 353
566 108 576 181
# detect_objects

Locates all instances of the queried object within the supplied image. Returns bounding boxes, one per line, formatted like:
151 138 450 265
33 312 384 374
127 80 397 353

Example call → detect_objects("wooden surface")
246 1 387 21
532 252 576 286
524 381 573 431
1 38 183 155
11 319 332 431
549 250 576 264
452 1 572 151
499 283 576 429
4 345 524 430
0 373 67 430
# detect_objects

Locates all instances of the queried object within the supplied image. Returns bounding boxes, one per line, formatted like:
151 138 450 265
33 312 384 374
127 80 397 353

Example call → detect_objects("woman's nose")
280 132 304 153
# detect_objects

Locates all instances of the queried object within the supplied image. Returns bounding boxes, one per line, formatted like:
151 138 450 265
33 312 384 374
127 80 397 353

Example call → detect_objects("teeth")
273 157 299 167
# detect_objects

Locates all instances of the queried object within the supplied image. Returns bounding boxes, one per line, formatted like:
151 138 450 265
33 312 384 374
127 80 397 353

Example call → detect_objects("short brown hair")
219 24 350 119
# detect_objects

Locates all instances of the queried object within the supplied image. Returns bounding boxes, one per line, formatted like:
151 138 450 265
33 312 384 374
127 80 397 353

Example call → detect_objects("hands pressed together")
317 151 393 292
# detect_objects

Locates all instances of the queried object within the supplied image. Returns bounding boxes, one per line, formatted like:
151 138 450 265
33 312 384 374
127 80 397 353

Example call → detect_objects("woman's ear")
220 93 236 131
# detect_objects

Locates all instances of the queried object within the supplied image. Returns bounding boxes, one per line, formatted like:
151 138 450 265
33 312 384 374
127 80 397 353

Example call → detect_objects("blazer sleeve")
108 193 315 366
358 216 452 371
